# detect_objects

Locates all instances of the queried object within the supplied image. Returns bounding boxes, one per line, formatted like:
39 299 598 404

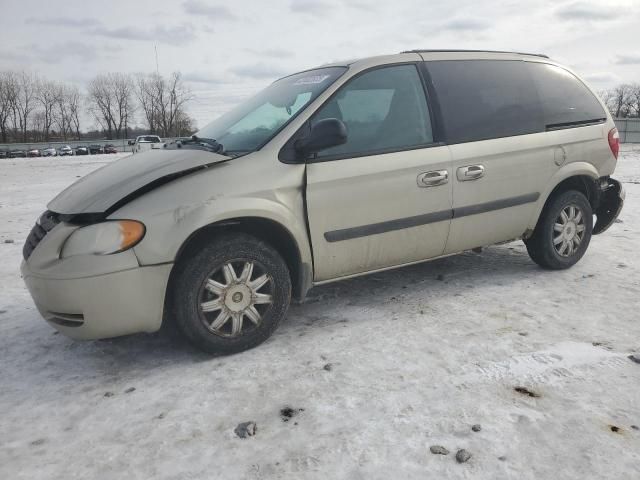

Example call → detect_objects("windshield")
196 66 346 153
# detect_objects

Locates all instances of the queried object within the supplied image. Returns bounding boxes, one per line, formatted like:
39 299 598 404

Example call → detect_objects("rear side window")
526 62 606 129
426 60 543 144
312 64 433 159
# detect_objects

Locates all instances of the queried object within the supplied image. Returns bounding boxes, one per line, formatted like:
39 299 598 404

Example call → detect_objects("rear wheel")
525 190 593 270
172 233 291 355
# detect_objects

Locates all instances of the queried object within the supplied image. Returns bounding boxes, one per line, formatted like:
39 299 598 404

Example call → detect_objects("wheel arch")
525 162 600 236
168 216 313 305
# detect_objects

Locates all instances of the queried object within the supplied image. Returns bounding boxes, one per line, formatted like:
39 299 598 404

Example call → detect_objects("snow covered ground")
1 148 639 479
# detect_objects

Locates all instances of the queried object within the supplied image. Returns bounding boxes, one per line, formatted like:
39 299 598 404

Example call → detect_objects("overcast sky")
1 0 639 129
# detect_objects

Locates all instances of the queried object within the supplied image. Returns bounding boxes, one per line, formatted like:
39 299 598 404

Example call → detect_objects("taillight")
608 127 620 159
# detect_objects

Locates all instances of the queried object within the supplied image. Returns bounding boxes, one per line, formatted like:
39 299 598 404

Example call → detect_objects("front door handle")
417 170 448 187
457 165 485 181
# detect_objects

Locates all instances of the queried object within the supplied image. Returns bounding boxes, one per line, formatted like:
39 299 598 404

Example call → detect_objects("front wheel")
524 190 593 270
172 233 291 355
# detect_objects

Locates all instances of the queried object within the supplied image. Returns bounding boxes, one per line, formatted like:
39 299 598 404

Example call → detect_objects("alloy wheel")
553 204 586 257
198 260 273 337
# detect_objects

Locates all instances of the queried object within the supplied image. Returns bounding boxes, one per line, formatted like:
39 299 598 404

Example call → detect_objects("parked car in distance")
22 50 625 356
27 148 41 158
42 147 58 157
129 135 162 154
104 144 117 154
88 144 104 155
58 145 73 156
0 149 8 159
9 149 26 158
74 146 89 156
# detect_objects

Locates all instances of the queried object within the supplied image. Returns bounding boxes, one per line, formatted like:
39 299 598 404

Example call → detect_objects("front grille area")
23 210 61 261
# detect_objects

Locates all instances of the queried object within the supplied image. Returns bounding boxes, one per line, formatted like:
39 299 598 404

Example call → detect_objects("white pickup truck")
129 135 163 154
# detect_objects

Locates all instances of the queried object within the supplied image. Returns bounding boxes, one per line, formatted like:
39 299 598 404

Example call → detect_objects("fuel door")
554 146 568 166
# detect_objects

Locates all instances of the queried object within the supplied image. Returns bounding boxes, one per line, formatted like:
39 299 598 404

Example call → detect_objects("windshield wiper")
164 135 226 154
190 135 225 153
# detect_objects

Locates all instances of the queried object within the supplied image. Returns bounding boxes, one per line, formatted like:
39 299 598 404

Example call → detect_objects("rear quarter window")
425 59 606 144
525 62 606 129
425 60 543 144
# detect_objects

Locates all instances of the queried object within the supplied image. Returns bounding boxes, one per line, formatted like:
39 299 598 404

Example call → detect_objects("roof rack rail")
402 49 549 59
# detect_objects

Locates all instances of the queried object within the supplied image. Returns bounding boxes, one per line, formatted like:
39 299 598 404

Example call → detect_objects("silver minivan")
22 50 624 354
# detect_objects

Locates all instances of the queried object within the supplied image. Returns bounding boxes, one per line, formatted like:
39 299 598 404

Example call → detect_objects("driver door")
305 64 453 281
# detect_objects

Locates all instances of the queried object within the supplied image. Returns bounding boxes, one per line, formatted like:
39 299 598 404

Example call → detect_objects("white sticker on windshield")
292 74 331 85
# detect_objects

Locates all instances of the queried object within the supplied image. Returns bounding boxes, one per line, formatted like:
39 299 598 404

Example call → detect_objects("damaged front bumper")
20 220 173 340
593 177 625 235
22 261 172 339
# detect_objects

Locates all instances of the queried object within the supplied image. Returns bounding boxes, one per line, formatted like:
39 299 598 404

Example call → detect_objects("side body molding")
324 192 541 243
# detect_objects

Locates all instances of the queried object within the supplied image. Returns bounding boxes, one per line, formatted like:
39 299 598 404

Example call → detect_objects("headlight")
61 220 145 258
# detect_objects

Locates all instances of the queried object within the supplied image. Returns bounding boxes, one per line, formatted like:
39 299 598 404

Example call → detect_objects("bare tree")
67 85 82 140
0 72 18 143
54 84 83 140
55 84 70 139
86 73 135 139
87 74 116 138
10 71 37 141
628 83 640 118
36 78 60 141
136 72 193 137
175 108 197 136
604 84 633 118
158 72 193 137
31 111 46 142
135 73 160 134
112 73 135 139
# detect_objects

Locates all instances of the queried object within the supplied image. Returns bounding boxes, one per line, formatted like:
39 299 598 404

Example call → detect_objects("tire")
525 190 593 270
172 232 291 355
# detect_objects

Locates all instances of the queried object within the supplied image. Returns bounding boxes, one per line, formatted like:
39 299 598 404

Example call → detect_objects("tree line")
600 84 640 118
0 70 196 144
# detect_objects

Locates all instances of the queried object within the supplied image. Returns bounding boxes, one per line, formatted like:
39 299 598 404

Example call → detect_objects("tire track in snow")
461 341 629 386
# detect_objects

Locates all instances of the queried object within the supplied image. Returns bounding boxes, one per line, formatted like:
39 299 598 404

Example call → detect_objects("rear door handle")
457 165 485 181
417 170 448 187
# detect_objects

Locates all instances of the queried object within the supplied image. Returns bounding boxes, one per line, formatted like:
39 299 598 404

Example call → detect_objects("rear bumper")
22 261 173 340
594 177 625 235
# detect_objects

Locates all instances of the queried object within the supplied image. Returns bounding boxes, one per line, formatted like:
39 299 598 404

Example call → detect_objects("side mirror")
295 118 347 155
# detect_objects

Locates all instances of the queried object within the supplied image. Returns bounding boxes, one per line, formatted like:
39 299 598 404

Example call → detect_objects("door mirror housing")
295 118 347 155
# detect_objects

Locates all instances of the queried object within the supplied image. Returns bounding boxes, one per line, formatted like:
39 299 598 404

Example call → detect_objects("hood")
48 149 230 217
